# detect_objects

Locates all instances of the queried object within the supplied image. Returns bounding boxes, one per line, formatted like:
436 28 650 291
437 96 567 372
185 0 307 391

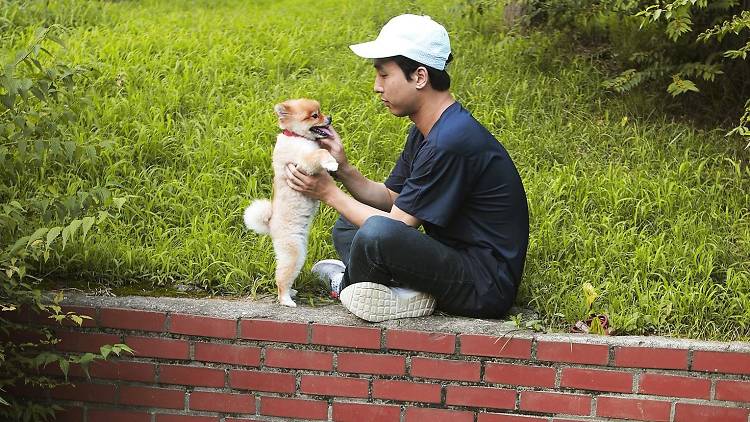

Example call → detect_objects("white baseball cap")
349 14 451 71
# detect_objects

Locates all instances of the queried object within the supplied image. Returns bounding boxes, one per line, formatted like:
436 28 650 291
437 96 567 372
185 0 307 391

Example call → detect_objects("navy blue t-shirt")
384 102 529 290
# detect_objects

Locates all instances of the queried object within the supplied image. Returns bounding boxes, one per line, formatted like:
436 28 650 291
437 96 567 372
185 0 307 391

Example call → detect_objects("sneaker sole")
339 282 436 322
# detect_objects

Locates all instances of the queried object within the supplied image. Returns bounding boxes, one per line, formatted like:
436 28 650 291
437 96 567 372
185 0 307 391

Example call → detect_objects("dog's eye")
311 112 319 119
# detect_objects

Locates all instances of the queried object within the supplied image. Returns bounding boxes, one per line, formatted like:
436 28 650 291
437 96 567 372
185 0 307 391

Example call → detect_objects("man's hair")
375 54 453 91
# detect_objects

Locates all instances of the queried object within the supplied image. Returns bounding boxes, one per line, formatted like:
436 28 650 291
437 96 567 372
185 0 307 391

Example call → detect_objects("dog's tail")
244 199 272 235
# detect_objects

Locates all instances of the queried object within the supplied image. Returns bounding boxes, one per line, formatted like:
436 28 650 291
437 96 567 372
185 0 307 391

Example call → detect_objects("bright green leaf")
45 226 62 249
81 216 95 240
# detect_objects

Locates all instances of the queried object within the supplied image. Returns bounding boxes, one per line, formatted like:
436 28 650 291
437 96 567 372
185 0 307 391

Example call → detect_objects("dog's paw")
322 159 338 172
279 295 297 307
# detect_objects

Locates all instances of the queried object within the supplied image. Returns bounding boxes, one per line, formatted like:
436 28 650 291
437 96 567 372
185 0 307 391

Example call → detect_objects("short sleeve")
384 125 421 193
394 145 474 227
384 147 411 193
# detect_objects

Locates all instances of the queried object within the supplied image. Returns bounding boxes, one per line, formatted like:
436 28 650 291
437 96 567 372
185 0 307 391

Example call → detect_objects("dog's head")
274 99 333 141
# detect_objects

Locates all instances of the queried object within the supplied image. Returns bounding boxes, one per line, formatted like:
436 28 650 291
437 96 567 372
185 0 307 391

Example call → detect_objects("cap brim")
349 40 399 59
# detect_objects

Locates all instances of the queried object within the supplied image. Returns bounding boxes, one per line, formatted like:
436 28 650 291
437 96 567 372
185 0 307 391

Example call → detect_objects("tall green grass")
3 0 749 340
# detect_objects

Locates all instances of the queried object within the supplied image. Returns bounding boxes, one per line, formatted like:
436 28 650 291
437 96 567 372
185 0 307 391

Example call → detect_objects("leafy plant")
0 25 129 421
526 0 750 146
566 282 612 335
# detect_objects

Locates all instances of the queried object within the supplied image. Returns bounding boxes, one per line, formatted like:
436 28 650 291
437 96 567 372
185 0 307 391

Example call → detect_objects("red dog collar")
282 129 303 138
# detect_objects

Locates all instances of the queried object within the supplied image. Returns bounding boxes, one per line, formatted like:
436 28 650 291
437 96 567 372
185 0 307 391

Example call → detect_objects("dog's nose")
325 115 332 125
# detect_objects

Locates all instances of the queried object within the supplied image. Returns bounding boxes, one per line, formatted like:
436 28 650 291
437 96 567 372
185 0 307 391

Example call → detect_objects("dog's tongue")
317 125 333 138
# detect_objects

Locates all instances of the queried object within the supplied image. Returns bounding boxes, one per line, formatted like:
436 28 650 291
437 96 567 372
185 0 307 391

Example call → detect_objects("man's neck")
410 91 455 137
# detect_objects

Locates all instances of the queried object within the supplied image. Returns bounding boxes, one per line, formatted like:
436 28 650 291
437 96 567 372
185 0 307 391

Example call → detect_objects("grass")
2 0 749 340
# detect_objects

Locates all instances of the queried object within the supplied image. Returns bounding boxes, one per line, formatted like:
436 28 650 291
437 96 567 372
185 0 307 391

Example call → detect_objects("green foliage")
0 0 747 344
527 0 750 146
0 20 130 422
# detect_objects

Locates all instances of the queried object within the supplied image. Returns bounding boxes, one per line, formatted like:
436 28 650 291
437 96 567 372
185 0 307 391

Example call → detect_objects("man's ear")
414 67 429 90
274 102 289 117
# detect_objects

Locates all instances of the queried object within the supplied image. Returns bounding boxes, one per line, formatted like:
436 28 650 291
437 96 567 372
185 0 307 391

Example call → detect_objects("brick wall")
9 300 750 422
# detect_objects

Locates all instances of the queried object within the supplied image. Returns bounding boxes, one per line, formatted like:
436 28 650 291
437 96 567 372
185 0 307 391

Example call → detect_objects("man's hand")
318 126 350 174
285 163 338 203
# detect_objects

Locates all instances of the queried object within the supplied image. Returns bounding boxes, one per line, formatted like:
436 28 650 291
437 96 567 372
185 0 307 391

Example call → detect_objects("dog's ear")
274 102 290 117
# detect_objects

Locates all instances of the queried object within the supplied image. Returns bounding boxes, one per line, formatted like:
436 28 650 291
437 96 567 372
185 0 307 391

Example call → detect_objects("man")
285 14 529 322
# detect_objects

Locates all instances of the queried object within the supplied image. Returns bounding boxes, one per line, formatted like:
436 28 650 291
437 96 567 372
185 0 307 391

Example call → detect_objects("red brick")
240 319 308 343
716 379 750 403
265 348 333 371
551 419 596 422
43 360 155 383
99 308 166 332
159 364 225 387
7 306 44 324
28 305 93 327
478 414 547 422
55 330 121 353
260 396 328 420
386 329 455 354
520 391 592 416
484 362 556 388
536 341 608 365
675 403 750 422
692 350 750 375
301 375 369 398
411 356 480 381
18 305 95 327
157 415 220 422
332 402 401 422
596 396 670 421
229 369 296 393
119 385 184 409
405 407 473 422
53 406 85 422
194 342 260 366
373 379 441 403
50 382 117 403
638 373 710 399
124 336 190 359
170 314 236 339
1 307 30 323
189 391 254 413
3 326 45 344
614 346 688 370
312 324 381 349
337 352 405 375
88 409 150 422
92 360 155 382
5 383 43 398
446 385 516 409
459 334 532 359
560 367 633 393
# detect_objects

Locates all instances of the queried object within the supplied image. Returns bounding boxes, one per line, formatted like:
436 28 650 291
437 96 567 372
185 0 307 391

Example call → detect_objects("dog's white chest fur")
272 134 321 174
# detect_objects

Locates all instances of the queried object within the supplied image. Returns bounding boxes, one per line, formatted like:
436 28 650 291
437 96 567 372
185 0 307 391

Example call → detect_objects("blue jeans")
332 215 515 318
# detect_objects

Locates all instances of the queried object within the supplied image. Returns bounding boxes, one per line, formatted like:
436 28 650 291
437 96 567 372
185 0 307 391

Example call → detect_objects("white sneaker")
339 282 436 322
311 259 346 297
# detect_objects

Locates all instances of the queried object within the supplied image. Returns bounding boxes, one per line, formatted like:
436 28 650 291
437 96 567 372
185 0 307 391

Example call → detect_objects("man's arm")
325 186 420 228
285 164 420 228
333 164 394 212
317 133 394 211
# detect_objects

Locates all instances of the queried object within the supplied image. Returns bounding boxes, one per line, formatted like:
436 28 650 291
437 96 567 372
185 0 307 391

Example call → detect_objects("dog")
244 99 338 307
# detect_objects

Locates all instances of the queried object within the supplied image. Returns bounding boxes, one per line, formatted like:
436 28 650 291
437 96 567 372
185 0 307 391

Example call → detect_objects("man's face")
373 60 419 117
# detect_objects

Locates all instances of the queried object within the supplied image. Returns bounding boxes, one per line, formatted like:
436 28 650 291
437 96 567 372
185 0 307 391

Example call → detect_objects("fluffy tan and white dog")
244 99 338 307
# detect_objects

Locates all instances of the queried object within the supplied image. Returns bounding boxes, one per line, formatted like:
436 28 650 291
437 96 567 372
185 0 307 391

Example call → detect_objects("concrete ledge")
62 293 750 353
